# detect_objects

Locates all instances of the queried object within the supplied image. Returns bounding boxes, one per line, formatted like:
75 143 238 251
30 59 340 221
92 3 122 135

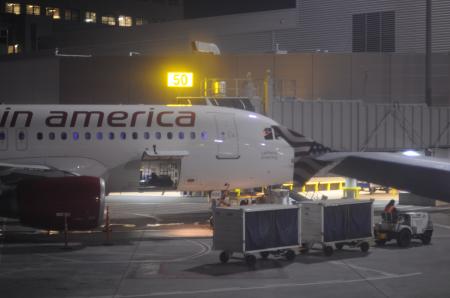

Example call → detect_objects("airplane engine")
16 176 106 230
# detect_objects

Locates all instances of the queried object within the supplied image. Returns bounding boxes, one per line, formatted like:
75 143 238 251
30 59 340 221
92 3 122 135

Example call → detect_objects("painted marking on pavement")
434 223 450 230
330 261 396 277
35 239 210 265
113 272 422 297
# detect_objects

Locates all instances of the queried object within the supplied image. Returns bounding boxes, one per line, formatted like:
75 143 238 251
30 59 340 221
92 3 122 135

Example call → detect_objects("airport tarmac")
1 194 450 298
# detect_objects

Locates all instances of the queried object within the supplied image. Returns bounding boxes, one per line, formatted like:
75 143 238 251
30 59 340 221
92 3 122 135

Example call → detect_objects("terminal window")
26 4 40 16
118 15 132 27
135 18 145 26
67 9 80 21
5 2 21 15
45 7 60 20
102 16 116 26
65 9 76 21
352 11 395 52
85 11 96 23
7 44 20 55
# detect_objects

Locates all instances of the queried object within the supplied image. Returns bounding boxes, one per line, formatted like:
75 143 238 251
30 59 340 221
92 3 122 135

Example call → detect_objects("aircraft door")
16 128 27 151
0 129 7 151
214 113 239 159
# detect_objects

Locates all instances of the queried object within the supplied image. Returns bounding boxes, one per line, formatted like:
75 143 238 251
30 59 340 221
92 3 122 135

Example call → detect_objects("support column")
425 0 432 106
343 178 359 199
263 69 273 116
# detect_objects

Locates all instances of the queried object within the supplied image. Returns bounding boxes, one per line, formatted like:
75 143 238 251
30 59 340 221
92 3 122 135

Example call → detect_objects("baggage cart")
300 199 373 256
213 204 301 266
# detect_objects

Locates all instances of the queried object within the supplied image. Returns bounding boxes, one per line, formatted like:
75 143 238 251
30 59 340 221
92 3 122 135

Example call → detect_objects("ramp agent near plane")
2 105 450 231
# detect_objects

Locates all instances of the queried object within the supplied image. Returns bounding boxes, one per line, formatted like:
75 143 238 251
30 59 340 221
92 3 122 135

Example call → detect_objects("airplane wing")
315 152 450 202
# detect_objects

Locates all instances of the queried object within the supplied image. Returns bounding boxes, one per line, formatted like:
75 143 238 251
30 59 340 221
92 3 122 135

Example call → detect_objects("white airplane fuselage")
0 105 294 193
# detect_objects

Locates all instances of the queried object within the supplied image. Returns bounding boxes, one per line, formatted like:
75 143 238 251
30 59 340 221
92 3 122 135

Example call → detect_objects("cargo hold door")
214 113 239 159
140 150 188 190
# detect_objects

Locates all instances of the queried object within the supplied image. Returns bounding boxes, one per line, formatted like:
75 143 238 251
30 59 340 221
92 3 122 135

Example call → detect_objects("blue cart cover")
323 202 372 242
245 208 298 251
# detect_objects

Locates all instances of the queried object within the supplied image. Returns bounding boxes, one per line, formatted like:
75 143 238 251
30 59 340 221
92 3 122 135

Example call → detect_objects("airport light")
402 150 421 157
167 72 193 88
166 104 192 107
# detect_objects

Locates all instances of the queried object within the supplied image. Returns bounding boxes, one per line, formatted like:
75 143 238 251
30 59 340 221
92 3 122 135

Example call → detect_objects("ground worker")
384 199 398 222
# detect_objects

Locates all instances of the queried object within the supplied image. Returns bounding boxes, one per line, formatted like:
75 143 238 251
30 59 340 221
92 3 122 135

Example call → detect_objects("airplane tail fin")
273 126 333 186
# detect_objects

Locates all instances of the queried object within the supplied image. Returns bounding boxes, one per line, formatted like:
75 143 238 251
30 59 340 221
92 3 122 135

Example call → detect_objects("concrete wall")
0 57 59 104
50 8 298 56
2 52 449 105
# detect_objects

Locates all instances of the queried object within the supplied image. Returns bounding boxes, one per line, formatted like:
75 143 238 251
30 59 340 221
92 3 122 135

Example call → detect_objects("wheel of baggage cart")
300 243 310 254
421 230 432 245
360 241 370 252
323 245 334 256
335 243 344 250
219 251 230 263
397 229 411 247
285 249 296 261
259 251 270 260
245 254 257 267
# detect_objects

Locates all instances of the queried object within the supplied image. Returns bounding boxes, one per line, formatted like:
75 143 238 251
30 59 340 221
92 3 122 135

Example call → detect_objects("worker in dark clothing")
384 199 398 222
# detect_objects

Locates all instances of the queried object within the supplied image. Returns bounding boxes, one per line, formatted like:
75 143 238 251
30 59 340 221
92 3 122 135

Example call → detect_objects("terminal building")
2 1 450 56
0 0 183 55
4 0 448 55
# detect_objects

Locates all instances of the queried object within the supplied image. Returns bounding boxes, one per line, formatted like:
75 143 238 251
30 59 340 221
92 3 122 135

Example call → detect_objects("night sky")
183 0 296 19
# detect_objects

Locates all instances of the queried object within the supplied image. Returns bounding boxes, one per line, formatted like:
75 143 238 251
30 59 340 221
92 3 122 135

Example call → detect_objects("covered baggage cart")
300 199 373 256
213 204 301 266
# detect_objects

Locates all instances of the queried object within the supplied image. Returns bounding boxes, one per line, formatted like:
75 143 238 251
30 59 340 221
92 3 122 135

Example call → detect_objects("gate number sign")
167 72 193 87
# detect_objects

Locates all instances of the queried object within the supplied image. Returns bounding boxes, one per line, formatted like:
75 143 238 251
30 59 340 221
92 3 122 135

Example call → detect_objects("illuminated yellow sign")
167 72 193 88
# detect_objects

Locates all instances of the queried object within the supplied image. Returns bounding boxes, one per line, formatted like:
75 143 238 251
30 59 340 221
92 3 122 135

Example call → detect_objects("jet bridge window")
264 128 274 140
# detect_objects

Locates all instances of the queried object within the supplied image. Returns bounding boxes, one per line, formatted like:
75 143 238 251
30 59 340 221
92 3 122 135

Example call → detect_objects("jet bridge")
139 150 188 190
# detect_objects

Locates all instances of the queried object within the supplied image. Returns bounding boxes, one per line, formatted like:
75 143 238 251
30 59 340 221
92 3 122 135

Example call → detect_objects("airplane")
1 104 450 231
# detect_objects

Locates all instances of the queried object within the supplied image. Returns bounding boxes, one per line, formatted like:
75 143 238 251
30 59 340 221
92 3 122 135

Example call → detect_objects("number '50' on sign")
167 72 193 87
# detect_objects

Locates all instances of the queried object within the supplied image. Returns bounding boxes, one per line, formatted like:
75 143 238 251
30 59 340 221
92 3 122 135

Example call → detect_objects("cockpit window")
264 128 274 140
